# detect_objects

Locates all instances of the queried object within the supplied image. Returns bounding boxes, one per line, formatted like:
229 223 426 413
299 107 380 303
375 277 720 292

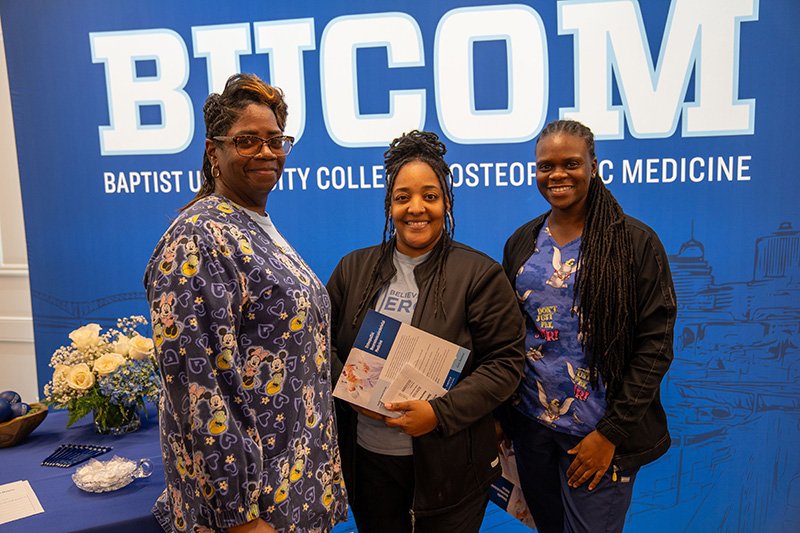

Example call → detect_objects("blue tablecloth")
0 406 164 533
0 407 528 533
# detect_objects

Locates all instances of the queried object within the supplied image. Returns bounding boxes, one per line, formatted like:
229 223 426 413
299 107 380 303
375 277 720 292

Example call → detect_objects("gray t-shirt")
242 208 293 252
357 249 430 456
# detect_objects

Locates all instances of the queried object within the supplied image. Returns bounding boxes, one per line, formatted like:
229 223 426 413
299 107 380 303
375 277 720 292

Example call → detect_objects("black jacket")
328 238 526 516
502 213 677 470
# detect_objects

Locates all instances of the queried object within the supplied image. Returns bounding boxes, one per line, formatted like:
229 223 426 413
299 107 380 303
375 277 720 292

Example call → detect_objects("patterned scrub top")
514 224 606 437
144 194 347 532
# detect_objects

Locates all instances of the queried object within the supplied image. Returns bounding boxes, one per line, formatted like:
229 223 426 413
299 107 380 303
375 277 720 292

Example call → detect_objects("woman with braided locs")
144 73 347 533
327 130 526 532
499 119 677 532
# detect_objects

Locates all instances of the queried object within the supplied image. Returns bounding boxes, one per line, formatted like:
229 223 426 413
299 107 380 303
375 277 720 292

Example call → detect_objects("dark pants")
505 408 639 533
351 444 489 533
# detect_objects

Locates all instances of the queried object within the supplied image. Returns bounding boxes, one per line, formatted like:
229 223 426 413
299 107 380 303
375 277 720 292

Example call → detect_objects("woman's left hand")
566 430 616 490
383 400 439 437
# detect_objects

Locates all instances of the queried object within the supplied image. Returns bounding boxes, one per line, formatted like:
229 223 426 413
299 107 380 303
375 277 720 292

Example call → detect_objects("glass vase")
93 403 141 435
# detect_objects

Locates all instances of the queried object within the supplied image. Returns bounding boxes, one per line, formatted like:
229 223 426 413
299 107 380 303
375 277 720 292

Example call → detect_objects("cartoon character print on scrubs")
513 224 607 437
145 195 347 532
180 236 201 277
168 433 193 480
536 380 575 424
313 324 328 371
185 382 230 435
265 350 287 395
228 225 254 255
303 384 320 428
159 239 180 275
241 346 272 390
274 456 291 503
151 291 181 348
288 288 311 332
316 462 335 511
205 221 233 258
214 326 236 370
290 434 310 482
192 451 216 500
169 484 187 531
273 249 310 285
546 246 579 289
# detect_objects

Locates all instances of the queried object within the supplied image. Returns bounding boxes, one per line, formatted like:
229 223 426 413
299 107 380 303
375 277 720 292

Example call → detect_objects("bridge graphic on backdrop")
31 291 146 331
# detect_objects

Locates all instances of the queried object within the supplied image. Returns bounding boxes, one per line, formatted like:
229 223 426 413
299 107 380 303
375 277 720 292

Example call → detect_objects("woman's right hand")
350 403 387 422
227 518 278 533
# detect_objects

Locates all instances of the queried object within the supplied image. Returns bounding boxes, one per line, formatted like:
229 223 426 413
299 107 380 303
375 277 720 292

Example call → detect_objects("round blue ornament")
0 390 21 404
0 398 12 423
10 402 30 418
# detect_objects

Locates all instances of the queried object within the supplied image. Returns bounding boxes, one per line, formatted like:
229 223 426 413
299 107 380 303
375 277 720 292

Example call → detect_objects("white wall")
0 17 38 402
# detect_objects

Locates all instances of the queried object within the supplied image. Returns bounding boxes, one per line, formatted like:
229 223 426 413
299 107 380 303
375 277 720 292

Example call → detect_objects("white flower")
69 323 102 350
112 334 131 356
93 353 126 376
66 363 95 390
128 334 155 360
53 364 70 384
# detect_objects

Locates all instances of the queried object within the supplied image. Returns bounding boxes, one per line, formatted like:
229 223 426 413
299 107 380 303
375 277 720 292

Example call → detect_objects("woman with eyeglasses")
327 130 526 533
144 73 347 533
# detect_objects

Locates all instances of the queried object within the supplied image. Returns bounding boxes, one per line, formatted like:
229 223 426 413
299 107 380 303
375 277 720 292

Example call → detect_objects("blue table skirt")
0 405 164 533
0 406 528 533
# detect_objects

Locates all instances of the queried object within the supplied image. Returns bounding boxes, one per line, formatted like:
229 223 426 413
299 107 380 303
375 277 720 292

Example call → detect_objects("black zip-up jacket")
502 213 677 470
328 238 526 517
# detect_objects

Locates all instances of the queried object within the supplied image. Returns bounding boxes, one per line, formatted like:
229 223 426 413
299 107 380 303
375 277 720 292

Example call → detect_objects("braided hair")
537 120 636 393
182 73 288 210
351 130 455 326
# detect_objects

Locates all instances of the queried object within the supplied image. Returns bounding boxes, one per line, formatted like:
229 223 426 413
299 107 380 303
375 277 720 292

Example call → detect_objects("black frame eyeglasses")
213 134 295 157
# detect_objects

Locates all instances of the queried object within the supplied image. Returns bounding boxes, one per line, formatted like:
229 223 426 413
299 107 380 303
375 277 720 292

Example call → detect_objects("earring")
211 164 220 178
446 211 454 230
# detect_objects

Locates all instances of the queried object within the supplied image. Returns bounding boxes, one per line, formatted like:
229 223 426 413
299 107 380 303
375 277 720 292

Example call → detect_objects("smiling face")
206 103 285 211
535 132 597 217
390 160 447 258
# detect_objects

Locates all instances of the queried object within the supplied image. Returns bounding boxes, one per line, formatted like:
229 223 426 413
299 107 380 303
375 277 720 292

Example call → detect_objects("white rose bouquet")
44 316 161 433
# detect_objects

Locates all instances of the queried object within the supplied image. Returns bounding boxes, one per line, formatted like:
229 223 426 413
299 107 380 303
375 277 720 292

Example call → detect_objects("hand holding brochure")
382 363 447 404
333 310 469 417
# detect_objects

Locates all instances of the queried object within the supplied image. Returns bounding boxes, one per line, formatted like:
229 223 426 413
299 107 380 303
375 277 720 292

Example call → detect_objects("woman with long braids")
500 119 677 532
328 130 525 533
144 73 347 533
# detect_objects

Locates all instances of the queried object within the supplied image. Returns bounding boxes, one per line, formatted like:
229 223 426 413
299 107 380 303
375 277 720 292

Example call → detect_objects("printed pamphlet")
333 309 469 417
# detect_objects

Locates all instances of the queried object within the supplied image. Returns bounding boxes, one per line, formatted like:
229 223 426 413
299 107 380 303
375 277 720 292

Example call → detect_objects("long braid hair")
351 130 456 327
537 120 636 393
182 73 288 210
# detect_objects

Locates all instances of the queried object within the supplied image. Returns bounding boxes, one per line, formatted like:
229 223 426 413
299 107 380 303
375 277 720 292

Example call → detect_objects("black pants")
351 444 489 533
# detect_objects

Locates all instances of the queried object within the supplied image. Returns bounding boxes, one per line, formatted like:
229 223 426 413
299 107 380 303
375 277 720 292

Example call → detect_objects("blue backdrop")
2 0 798 530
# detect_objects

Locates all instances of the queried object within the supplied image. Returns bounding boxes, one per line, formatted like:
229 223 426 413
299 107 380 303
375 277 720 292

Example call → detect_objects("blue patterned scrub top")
514 225 607 437
144 194 347 532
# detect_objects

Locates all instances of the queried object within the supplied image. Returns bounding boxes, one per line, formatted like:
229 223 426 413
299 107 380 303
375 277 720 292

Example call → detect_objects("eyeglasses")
213 134 295 157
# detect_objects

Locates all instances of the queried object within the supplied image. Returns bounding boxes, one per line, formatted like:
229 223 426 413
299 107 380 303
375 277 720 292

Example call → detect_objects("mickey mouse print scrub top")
144 194 347 533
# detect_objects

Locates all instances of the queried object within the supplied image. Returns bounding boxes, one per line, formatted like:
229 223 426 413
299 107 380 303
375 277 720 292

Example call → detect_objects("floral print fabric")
144 194 347 532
